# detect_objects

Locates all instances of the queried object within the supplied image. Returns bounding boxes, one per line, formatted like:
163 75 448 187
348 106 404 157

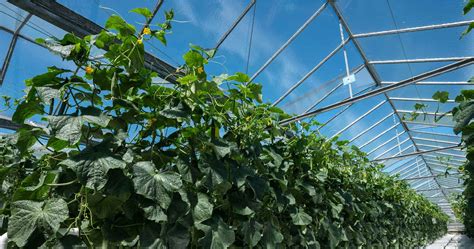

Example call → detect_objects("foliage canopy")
0 7 449 248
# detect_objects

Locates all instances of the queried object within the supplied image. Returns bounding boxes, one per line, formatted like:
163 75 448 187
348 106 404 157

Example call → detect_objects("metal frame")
0 13 32 85
249 2 328 83
369 57 474 64
279 58 474 125
352 19 474 38
372 145 462 162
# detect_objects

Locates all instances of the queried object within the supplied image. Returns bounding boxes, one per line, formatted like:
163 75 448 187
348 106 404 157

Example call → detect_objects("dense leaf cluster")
0 8 448 248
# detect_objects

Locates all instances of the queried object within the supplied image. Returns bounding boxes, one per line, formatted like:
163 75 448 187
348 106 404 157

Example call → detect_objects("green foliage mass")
0 8 448 248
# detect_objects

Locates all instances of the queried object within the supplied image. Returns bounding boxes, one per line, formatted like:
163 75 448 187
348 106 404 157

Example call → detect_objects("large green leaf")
193 193 213 224
47 116 83 145
199 218 235 249
8 199 68 247
291 209 313 226
132 161 182 209
60 150 126 190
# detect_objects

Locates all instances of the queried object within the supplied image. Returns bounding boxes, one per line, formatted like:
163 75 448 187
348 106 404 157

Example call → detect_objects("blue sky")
0 0 473 189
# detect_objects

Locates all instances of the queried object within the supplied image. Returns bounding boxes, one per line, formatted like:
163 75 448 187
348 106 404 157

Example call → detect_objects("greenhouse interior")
0 0 474 248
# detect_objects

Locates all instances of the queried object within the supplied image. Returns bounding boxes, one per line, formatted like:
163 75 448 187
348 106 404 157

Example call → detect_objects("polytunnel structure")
0 0 473 247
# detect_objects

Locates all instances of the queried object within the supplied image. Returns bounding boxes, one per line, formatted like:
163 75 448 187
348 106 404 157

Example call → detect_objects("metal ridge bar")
367 130 406 155
330 100 387 139
417 186 463 192
397 110 453 116
427 151 466 159
353 20 474 38
248 2 327 83
424 154 466 163
8 0 179 83
0 13 32 85
389 97 455 103
412 136 459 145
278 58 474 126
360 122 400 149
349 112 394 142
382 81 472 85
372 145 462 162
404 173 461 181
417 143 463 150
272 38 349 106
404 120 455 128
409 130 460 138
370 57 474 64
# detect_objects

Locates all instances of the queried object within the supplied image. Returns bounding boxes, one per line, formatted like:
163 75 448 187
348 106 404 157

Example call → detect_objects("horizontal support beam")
397 110 453 116
389 97 455 103
417 186 463 192
8 0 179 83
370 57 474 64
372 145 462 162
279 58 474 126
353 20 474 38
404 120 454 128
410 130 460 138
412 136 459 145
382 81 472 86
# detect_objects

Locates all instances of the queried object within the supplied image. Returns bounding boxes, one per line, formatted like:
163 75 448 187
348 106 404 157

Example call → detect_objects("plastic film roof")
1 0 473 219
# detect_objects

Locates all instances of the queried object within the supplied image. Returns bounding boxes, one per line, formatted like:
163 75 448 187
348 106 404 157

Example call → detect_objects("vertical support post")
338 21 352 98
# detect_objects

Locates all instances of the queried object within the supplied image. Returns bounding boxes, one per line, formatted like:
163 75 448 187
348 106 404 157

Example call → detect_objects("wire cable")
245 2 257 74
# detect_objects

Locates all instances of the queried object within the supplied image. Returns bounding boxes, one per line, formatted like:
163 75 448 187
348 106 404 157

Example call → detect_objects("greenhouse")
0 0 473 248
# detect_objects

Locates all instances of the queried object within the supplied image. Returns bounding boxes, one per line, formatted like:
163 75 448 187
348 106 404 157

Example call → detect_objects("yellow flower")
137 38 143 45
197 67 204 74
143 27 151 35
85 66 94 75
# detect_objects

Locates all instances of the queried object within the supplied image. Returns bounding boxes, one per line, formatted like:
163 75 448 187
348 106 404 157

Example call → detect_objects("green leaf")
142 203 167 222
167 223 190 248
177 74 198 85
228 72 249 83
193 193 213 224
154 30 167 46
183 50 205 67
465 0 474 14
60 150 126 190
35 86 60 104
105 15 136 36
47 116 83 145
432 91 449 103
291 209 313 226
160 104 188 120
242 220 263 247
211 139 231 159
261 222 283 248
13 171 57 201
8 199 68 247
132 161 182 209
15 127 43 155
453 102 474 134
130 7 152 19
12 99 43 124
199 217 235 249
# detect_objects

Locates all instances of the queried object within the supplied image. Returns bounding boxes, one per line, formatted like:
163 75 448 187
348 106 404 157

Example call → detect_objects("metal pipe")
397 110 453 116
416 143 463 150
412 136 459 145
278 58 474 126
272 38 349 106
371 145 462 162
353 20 474 38
248 2 327 83
417 186 463 192
330 100 386 139
373 138 411 160
404 173 461 181
389 97 455 103
409 130 460 138
349 112 394 142
215 0 257 51
370 57 474 64
427 151 466 159
0 14 32 85
367 131 406 155
382 81 471 85
360 122 400 149
403 120 455 128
